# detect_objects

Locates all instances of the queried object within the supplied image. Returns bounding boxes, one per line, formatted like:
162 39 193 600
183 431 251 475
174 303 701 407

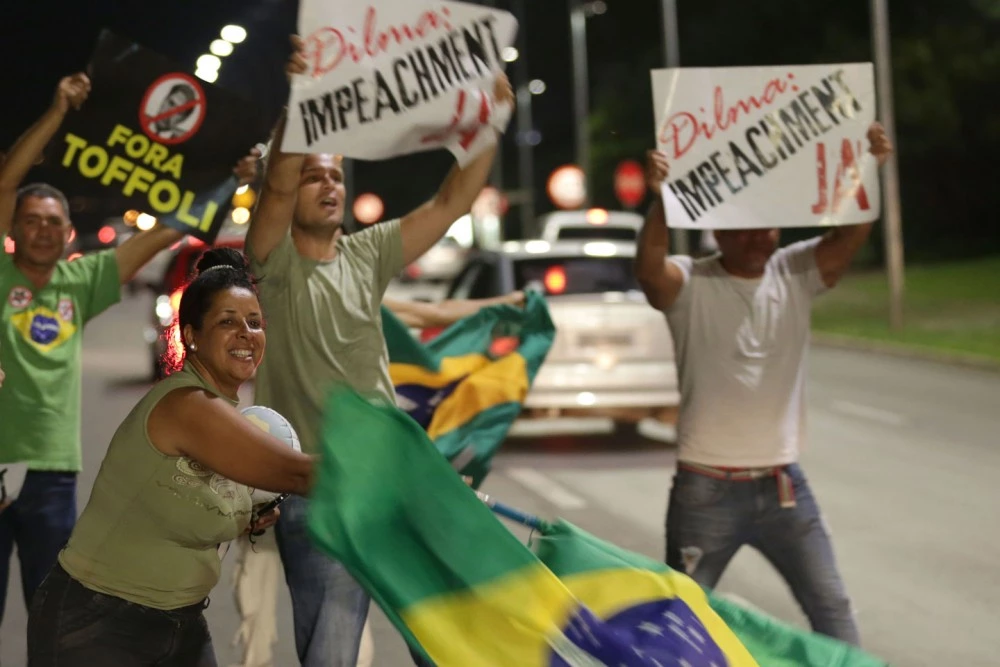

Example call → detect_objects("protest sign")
46 31 269 243
651 64 879 230
283 0 517 166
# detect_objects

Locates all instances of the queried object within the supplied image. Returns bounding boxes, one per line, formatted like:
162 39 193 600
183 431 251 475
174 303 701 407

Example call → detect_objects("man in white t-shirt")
635 122 893 646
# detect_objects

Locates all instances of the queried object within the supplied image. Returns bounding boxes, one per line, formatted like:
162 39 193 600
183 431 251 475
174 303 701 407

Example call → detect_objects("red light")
170 241 183 251
544 266 567 294
169 288 183 314
97 226 116 245
68 228 77 243
489 336 519 357
189 237 205 248
162 319 186 376
68 252 83 261
4 237 14 254
420 326 443 343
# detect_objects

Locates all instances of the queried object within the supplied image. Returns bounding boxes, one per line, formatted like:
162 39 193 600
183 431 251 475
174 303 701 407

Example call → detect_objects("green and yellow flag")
533 520 889 667
309 388 760 666
381 291 555 487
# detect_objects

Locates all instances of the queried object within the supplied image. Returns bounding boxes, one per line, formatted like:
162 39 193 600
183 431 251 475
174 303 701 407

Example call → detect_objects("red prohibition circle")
138 72 207 145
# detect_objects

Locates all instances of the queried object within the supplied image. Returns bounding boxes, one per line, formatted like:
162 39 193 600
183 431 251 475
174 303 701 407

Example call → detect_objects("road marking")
831 400 908 427
504 468 588 510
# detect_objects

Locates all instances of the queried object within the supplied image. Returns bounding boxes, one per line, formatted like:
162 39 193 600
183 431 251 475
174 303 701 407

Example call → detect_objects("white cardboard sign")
283 0 517 166
651 63 880 229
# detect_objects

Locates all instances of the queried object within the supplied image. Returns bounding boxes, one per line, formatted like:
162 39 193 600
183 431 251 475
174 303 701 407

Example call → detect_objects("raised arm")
399 75 514 267
635 150 686 311
247 37 309 263
114 225 184 284
150 387 314 496
814 122 894 288
0 73 90 237
384 291 524 329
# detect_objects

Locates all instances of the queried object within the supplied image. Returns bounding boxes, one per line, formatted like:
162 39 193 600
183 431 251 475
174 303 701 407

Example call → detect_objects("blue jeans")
27 562 216 666
665 463 860 646
275 494 370 667
0 471 77 625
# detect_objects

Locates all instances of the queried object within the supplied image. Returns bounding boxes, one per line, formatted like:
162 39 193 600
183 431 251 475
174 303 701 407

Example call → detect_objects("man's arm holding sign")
813 122 893 288
400 72 514 265
0 74 90 237
247 37 309 264
399 75 514 267
636 150 687 312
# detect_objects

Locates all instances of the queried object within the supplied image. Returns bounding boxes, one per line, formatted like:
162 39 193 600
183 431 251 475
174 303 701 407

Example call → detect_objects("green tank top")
59 363 253 610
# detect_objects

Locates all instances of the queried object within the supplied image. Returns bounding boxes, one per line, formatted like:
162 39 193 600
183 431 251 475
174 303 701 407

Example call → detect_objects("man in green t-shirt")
0 74 218 626
244 38 514 667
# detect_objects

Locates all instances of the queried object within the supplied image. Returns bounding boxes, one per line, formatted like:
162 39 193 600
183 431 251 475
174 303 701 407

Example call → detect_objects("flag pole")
475 490 549 532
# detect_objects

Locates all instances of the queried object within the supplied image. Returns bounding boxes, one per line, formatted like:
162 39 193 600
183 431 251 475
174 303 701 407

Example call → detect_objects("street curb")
812 332 1000 373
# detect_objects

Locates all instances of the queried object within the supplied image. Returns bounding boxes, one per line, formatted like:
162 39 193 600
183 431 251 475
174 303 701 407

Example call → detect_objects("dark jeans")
0 470 77 624
275 494 370 667
665 463 860 645
27 563 217 666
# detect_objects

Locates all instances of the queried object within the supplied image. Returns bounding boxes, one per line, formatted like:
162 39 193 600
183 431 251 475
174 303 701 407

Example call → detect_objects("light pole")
516 83 536 237
870 0 905 330
658 0 690 255
511 0 536 237
569 0 591 207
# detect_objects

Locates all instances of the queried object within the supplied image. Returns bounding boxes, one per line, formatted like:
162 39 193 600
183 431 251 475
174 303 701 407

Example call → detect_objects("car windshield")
556 226 637 241
513 256 640 296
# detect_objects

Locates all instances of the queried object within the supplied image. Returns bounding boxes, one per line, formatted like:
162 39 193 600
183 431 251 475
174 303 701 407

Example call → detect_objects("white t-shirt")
664 238 827 467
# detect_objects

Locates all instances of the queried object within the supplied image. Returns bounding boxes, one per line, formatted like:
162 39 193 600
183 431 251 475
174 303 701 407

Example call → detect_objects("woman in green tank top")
27 248 315 667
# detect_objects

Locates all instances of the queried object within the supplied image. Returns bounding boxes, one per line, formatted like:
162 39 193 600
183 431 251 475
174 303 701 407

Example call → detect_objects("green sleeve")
64 249 122 323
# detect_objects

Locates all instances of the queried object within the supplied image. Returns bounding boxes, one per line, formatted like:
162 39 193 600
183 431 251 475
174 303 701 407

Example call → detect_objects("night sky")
1 0 620 234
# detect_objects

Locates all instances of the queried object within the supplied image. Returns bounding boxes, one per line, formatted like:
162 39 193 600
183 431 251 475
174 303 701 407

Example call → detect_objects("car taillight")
544 266 567 294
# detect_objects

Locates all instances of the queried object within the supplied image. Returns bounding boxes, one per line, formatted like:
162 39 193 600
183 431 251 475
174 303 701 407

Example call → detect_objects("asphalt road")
2 290 998 666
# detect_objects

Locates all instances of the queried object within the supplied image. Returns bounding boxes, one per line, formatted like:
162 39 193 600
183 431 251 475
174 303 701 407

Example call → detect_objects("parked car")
145 236 245 380
442 239 679 429
538 208 643 243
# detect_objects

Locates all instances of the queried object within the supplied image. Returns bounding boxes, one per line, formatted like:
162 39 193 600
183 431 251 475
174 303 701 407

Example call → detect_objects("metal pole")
516 85 536 237
870 0 905 330
512 0 536 237
569 0 591 207
658 0 689 255
484 0 503 195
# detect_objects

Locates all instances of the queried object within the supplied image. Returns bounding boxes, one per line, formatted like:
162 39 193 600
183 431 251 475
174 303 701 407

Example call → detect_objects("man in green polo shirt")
0 73 214 626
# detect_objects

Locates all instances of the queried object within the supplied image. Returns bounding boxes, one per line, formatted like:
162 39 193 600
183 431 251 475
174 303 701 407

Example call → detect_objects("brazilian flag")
308 388 759 666
533 521 889 667
380 291 555 487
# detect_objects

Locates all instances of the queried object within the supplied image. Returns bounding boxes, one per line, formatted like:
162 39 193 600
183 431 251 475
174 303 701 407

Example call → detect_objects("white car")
444 239 679 432
538 208 643 244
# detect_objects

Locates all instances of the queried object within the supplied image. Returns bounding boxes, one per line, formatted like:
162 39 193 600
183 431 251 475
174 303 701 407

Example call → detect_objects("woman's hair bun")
194 247 249 276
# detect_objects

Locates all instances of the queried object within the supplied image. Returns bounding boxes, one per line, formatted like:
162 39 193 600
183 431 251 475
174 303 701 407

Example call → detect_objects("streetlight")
220 25 247 44
657 0 689 255
210 39 234 57
870 0 905 330
569 0 607 209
